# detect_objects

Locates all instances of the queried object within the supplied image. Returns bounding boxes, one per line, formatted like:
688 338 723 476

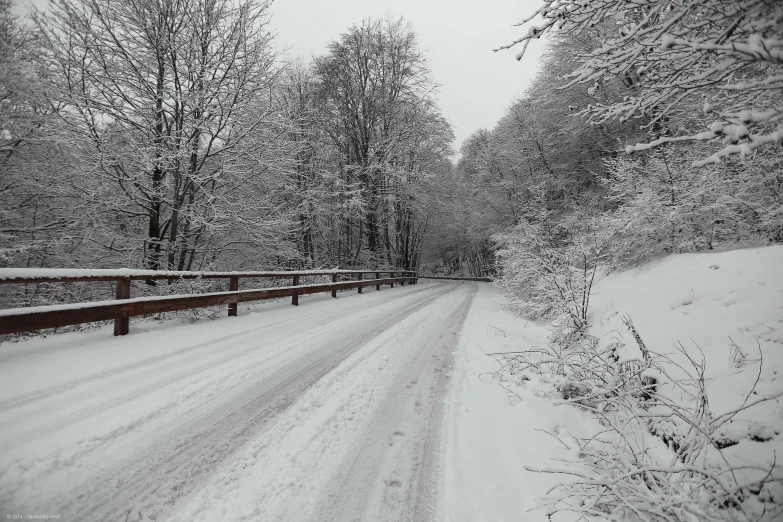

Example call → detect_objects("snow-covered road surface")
0 281 476 522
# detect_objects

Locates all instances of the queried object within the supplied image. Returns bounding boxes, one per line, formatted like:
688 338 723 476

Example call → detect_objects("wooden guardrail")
0 269 417 337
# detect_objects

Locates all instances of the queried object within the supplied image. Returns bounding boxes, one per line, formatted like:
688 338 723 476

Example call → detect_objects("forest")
1 0 453 280
2 0 781 298
3 0 780 310
445 0 783 325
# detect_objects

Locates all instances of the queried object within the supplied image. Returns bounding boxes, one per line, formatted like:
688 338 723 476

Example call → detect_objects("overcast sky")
16 0 545 150
270 0 544 149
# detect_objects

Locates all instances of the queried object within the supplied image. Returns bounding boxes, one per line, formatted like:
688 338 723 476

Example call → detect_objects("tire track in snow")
0 284 443 455
309 282 477 522
7 283 459 522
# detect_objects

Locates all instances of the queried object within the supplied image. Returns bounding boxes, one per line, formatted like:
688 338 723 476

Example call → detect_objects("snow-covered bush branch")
493 326 783 521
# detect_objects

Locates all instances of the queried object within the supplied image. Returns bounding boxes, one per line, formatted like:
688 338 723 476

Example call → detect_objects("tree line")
0 0 453 280
3 0 781 312
471 3 783 520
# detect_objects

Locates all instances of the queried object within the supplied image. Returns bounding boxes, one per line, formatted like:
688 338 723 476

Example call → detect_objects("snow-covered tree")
312 17 453 269
0 0 82 267
494 207 605 328
34 0 295 274
500 0 783 166
602 142 783 267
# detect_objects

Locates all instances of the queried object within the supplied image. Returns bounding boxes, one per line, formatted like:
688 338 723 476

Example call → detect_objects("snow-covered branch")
501 0 783 165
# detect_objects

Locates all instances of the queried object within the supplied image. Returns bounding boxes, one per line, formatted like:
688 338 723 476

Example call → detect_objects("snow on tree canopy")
497 0 783 166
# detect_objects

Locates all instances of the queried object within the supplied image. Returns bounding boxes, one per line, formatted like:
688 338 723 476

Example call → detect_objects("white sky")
16 0 545 149
270 0 544 148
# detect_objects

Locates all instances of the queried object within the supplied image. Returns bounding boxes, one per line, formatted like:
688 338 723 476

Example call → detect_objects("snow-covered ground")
2 246 781 522
0 281 478 521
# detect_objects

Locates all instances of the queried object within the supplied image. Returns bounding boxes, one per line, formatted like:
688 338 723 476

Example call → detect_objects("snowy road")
0 281 477 522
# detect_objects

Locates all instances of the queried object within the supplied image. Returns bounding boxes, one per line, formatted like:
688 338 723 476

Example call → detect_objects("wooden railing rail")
0 269 417 337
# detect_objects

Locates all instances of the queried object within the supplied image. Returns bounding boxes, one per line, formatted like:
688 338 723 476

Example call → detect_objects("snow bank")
462 246 783 520
589 245 783 508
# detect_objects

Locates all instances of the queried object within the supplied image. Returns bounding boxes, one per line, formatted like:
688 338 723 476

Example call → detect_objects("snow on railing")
417 275 493 282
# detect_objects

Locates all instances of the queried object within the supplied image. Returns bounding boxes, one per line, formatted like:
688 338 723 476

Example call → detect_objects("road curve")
0 281 477 522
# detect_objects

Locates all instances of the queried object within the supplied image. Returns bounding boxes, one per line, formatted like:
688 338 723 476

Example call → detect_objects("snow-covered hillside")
457 246 783 521
590 245 783 455
588 246 783 518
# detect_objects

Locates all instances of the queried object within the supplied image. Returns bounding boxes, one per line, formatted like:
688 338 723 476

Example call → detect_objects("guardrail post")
113 277 131 336
390 271 394 288
292 275 299 306
358 272 362 294
376 272 380 291
331 273 337 298
228 277 239 316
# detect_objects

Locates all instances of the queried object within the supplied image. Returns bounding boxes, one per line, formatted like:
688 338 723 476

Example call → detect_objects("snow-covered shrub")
503 322 783 521
494 213 606 330
601 146 783 269
558 378 592 401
